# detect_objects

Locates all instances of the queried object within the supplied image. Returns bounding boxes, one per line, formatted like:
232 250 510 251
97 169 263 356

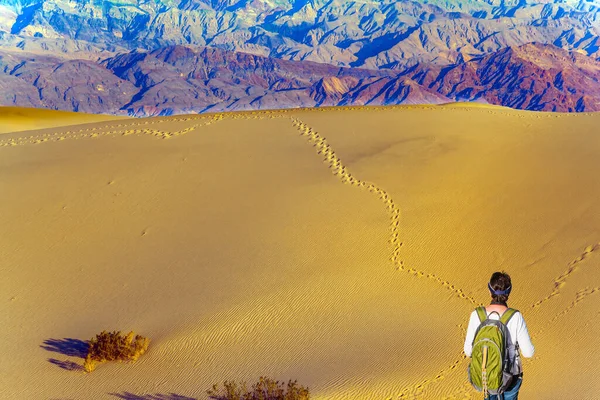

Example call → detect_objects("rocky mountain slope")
1 44 453 115
2 42 599 115
429 43 600 111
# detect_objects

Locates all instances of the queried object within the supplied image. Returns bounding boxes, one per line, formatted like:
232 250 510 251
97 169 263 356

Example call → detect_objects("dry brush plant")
83 330 150 373
207 376 309 400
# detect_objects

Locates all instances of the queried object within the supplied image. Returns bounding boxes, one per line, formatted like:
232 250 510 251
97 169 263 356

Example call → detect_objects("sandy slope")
0 107 126 134
1 105 599 399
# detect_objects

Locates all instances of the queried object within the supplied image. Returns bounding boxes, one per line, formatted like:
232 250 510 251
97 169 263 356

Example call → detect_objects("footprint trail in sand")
0 113 225 146
290 117 477 306
532 242 600 309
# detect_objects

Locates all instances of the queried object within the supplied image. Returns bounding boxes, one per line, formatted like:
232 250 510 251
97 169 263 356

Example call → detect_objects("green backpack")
468 307 518 397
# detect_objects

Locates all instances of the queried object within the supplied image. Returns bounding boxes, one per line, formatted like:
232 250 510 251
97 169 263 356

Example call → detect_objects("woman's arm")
516 312 535 357
463 311 479 357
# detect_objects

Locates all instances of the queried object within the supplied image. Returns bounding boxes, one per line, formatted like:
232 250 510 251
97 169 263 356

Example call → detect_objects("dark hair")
489 271 512 303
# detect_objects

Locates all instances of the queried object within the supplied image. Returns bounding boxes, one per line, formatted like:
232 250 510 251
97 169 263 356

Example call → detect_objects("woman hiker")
464 271 535 400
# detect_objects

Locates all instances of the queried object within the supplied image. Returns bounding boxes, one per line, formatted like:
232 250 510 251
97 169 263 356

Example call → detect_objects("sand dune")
0 107 126 134
1 105 599 399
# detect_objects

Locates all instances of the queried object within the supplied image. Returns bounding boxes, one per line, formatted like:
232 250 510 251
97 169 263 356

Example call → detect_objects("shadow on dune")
48 358 84 371
110 393 196 400
41 338 89 358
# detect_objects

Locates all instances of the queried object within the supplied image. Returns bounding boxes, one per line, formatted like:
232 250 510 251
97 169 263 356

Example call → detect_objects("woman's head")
489 271 512 303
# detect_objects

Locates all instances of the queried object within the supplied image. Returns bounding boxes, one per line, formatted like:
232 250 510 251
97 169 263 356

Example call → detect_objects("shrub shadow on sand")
41 338 89 358
42 338 89 370
110 393 196 400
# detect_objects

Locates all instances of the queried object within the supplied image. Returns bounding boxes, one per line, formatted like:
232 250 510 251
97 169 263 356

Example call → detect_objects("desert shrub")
207 376 309 400
83 330 149 373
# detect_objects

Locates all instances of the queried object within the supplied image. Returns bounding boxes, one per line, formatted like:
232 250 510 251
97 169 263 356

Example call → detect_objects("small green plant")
83 330 149 373
207 376 309 400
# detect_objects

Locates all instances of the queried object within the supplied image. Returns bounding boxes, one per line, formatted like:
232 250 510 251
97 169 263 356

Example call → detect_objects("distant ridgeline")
1 0 600 115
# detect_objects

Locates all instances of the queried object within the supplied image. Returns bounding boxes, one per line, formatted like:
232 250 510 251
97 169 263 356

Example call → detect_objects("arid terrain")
5 0 600 115
1 104 599 399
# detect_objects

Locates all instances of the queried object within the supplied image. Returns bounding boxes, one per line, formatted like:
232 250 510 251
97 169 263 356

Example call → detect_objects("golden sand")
0 107 126 134
0 105 599 399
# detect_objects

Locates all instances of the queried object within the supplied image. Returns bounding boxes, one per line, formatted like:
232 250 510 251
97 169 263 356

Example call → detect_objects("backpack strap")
500 308 518 325
476 306 487 323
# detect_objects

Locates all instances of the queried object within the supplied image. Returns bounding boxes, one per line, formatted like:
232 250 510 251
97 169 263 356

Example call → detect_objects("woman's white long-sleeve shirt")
463 309 535 361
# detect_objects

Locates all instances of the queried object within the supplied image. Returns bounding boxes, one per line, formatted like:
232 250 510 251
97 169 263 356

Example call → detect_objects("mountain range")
1 0 600 114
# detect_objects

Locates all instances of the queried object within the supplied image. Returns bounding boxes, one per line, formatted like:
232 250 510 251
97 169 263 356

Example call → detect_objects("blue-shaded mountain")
3 0 600 70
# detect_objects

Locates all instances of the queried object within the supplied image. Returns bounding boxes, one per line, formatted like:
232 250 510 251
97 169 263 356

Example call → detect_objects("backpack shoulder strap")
500 308 518 325
476 306 487 323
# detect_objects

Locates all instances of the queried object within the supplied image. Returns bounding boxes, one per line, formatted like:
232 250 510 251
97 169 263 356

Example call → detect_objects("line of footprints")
290 117 477 307
526 243 600 340
0 114 226 147
531 242 600 309
396 354 468 399
0 110 297 148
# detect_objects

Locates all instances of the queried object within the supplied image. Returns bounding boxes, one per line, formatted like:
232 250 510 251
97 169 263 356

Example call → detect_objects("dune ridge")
0 107 126 134
0 112 224 146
